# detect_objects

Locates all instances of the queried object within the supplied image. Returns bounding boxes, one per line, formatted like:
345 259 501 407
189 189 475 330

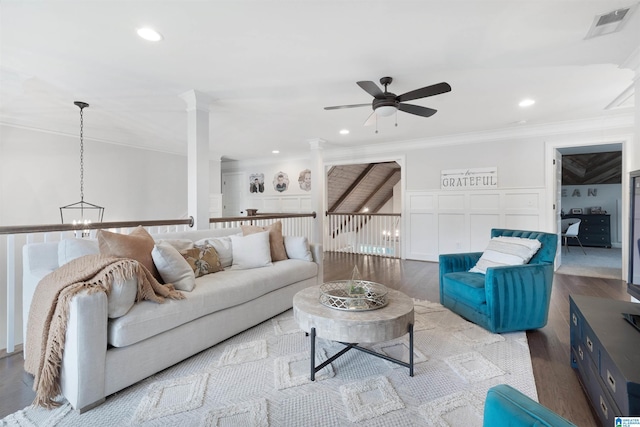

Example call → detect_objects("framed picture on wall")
273 172 289 192
298 169 311 191
249 173 265 193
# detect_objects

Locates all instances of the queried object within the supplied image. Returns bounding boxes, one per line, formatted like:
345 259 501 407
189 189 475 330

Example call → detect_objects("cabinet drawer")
581 320 599 368
580 227 609 236
599 347 640 414
581 351 621 426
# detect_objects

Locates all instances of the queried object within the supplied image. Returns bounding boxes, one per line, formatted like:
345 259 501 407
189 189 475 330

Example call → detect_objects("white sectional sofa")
22 227 322 412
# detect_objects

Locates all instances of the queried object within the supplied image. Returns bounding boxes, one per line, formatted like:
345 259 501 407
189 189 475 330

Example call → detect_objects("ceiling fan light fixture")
376 105 397 117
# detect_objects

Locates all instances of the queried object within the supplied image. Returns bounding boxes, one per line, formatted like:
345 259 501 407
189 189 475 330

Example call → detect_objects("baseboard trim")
0 344 23 360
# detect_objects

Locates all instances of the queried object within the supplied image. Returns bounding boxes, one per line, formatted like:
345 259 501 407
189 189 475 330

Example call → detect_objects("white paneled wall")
245 195 312 214
405 188 547 261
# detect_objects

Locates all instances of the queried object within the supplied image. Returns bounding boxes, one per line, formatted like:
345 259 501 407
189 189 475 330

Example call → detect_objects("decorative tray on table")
319 280 389 311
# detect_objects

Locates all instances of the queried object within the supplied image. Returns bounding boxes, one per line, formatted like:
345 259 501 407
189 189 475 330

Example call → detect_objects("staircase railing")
325 212 401 258
0 212 316 355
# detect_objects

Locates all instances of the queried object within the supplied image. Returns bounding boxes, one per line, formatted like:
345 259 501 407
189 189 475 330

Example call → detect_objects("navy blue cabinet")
562 214 611 248
570 295 640 425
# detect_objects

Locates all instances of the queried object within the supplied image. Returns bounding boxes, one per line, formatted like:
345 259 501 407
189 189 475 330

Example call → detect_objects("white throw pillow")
230 231 272 270
58 238 99 266
151 241 196 291
469 236 542 274
284 235 313 262
195 236 233 268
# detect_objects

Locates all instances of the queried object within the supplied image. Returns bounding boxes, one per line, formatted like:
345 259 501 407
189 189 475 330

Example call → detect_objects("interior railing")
0 212 315 355
325 212 401 259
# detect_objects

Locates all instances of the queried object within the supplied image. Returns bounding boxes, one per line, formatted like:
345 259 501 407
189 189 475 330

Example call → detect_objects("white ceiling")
1 1 638 161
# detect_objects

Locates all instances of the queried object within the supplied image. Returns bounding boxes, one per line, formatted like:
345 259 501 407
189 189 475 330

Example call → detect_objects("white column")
180 90 212 229
308 138 326 245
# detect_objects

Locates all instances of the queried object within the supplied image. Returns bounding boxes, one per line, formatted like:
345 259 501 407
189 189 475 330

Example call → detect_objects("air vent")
585 5 636 39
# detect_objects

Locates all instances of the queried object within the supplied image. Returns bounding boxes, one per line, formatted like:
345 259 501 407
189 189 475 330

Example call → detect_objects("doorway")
556 144 623 279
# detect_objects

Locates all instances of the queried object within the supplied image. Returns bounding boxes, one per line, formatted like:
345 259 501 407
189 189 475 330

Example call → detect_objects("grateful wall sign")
441 167 498 190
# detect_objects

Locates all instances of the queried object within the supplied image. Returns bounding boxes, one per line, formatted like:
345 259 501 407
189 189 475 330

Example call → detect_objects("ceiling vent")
585 5 637 39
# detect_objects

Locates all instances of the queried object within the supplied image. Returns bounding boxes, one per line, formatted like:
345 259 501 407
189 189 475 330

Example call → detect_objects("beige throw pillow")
181 244 223 277
241 220 287 261
97 226 162 282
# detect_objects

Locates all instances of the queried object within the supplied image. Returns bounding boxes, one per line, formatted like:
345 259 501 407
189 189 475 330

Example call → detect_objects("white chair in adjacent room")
561 219 586 255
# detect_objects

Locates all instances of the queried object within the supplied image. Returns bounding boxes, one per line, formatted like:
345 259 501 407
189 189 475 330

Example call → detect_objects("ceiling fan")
324 77 451 126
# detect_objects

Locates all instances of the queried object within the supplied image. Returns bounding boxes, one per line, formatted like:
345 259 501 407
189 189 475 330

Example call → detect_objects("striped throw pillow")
469 236 542 274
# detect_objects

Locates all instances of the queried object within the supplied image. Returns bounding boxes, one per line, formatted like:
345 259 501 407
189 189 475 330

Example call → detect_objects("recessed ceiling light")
272 150 280 154
137 27 163 42
519 99 535 107
339 129 350 135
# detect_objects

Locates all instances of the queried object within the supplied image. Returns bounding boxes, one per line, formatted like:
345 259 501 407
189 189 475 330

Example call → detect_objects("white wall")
222 157 313 215
0 125 189 225
561 184 622 246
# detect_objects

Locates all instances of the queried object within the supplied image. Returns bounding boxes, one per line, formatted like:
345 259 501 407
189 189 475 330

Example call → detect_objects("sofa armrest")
484 263 554 332
439 252 482 304
60 290 108 412
22 242 60 351
310 243 323 285
439 252 483 275
484 384 576 426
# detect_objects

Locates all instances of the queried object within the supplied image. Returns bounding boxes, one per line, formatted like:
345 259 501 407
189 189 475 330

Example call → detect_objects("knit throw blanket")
24 254 185 408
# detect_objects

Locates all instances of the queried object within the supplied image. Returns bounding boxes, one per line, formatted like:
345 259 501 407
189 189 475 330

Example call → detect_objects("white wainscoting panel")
245 195 312 214
438 214 466 254
405 188 547 261
469 194 500 210
408 213 437 259
439 194 465 211
470 214 500 251
409 194 435 210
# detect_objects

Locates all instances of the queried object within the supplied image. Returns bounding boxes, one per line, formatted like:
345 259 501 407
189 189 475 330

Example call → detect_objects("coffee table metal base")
308 324 414 381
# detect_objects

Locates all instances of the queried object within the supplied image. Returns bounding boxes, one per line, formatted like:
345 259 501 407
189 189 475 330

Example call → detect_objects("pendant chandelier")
59 101 105 225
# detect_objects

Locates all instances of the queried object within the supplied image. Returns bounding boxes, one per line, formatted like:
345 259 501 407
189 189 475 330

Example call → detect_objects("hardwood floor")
0 252 630 424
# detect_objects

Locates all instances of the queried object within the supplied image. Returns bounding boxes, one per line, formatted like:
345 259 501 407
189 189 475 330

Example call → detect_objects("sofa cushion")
155 239 194 252
230 231 272 270
98 226 162 282
151 241 196 291
241 220 287 261
108 258 318 347
181 244 223 277
441 272 487 306
58 238 99 266
469 236 541 274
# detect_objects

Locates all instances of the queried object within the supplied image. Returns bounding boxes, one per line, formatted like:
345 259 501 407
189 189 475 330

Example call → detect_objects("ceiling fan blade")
398 103 437 117
364 111 376 126
357 81 385 99
397 82 451 102
324 103 371 110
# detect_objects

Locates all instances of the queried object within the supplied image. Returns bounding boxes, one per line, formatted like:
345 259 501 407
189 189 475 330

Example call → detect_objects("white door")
555 150 563 267
222 172 244 217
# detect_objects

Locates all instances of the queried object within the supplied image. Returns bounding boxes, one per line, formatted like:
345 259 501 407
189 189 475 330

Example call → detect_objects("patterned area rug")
1 300 537 426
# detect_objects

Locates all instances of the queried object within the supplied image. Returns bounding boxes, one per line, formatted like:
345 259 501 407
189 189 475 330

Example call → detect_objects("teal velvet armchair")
439 229 557 333
483 384 576 426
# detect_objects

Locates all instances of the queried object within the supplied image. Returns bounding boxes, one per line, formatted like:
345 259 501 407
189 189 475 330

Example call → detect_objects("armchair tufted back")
490 228 557 265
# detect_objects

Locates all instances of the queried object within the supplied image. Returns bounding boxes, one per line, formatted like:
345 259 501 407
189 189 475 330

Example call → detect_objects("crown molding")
324 112 635 161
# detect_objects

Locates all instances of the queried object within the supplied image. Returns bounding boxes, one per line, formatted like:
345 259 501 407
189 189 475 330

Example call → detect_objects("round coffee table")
293 284 415 380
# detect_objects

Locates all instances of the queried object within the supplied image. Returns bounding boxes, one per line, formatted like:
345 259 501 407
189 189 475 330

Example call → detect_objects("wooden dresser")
570 295 640 425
